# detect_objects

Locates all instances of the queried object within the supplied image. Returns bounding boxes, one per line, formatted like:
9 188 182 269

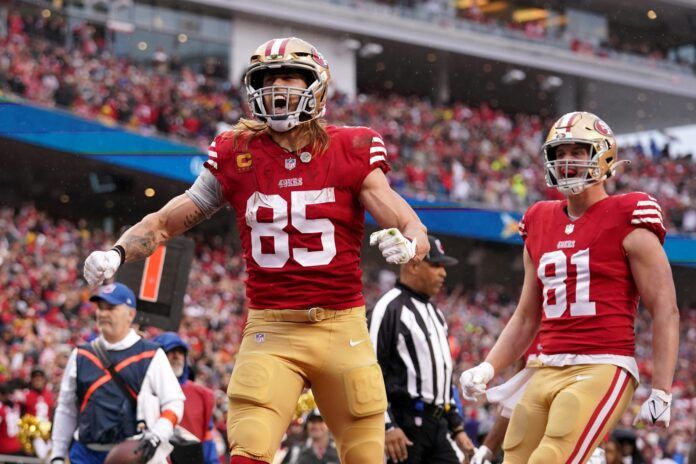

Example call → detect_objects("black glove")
135 430 161 463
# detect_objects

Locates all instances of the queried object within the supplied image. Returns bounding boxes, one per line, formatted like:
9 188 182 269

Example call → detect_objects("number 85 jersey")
205 126 389 310
519 192 666 357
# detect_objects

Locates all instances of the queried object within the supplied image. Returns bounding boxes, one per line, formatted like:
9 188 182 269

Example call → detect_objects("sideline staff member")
154 331 220 464
50 283 185 464
369 236 474 463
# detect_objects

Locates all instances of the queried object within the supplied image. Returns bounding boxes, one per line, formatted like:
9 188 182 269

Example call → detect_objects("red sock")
229 457 267 464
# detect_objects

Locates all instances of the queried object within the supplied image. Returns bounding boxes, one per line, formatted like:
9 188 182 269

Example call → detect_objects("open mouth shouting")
272 94 289 115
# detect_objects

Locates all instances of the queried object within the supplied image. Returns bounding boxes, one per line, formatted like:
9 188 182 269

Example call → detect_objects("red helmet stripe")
266 38 286 57
555 112 581 136
264 40 274 56
278 38 290 56
556 112 579 129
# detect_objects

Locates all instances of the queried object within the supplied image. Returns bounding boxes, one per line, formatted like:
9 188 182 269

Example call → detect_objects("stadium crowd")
1 7 695 235
0 204 694 462
361 0 696 75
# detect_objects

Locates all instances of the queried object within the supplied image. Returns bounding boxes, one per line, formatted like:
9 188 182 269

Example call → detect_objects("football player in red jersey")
460 111 679 464
83 37 429 464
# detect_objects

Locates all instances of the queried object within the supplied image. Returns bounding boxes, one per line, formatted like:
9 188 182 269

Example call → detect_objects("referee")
368 235 474 464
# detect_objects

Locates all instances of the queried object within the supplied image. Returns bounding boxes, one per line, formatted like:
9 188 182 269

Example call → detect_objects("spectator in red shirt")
23 367 55 421
0 382 23 455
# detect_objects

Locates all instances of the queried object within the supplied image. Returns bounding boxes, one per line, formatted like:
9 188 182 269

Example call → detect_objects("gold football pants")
226 306 387 463
503 364 635 464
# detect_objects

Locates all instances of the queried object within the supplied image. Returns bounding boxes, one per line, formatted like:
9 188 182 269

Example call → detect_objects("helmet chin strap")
560 183 589 196
558 178 603 196
264 104 324 133
267 114 300 132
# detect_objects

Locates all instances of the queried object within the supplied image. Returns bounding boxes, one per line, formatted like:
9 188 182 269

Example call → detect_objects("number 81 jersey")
519 192 666 357
205 126 390 310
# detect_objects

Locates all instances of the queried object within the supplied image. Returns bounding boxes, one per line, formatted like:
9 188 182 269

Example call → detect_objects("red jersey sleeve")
203 134 223 175
622 192 666 244
352 127 391 189
204 131 238 192
518 202 540 242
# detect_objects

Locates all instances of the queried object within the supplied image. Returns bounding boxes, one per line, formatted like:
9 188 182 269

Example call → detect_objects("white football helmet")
542 111 627 195
244 37 330 133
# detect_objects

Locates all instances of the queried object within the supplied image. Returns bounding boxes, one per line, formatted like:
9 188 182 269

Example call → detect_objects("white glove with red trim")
369 228 417 265
633 388 672 428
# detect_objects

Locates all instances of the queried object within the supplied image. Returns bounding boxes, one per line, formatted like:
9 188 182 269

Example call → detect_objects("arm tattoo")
121 230 158 262
183 209 206 229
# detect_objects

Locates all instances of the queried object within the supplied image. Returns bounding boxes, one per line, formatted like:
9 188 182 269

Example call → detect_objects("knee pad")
503 402 528 450
342 363 387 417
528 444 562 464
546 391 579 438
228 417 272 461
227 353 276 405
339 425 384 464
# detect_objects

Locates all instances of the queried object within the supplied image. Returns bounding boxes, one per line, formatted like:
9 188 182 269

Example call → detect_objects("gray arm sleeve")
185 169 227 218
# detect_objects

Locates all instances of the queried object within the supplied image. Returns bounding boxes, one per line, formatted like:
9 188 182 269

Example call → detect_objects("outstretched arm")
359 168 428 261
84 174 224 287
116 194 207 262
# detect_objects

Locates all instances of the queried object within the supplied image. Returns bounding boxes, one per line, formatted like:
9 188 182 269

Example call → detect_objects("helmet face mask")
542 112 623 196
244 38 330 133
544 140 603 195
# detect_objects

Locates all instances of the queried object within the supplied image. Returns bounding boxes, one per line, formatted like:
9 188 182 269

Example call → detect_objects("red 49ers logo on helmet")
311 48 328 68
594 118 613 136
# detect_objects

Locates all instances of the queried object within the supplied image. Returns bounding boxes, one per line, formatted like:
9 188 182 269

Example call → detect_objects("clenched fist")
633 388 672 428
83 249 122 286
459 362 494 401
369 228 417 265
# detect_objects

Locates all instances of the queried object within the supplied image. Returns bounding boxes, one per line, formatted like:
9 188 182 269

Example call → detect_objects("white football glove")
633 388 672 428
83 249 122 286
587 447 607 464
459 362 494 401
470 445 493 464
369 228 417 265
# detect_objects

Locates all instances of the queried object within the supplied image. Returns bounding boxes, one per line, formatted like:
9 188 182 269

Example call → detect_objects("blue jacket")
75 339 158 444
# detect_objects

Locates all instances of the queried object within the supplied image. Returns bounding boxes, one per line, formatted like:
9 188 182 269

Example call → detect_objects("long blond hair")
223 118 330 155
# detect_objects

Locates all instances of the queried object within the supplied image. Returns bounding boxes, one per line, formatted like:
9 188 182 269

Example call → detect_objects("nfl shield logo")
285 158 296 171
255 333 266 343
565 224 575 235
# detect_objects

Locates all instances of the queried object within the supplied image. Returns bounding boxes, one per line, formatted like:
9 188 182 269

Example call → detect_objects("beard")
172 364 184 377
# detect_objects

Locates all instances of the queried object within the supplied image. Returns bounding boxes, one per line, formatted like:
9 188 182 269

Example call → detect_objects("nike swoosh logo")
349 339 366 347
649 402 668 422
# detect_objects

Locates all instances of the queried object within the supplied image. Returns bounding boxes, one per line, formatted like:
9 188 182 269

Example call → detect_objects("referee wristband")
111 245 126 265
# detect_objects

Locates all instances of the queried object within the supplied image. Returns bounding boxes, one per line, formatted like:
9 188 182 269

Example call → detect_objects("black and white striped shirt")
368 281 462 430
